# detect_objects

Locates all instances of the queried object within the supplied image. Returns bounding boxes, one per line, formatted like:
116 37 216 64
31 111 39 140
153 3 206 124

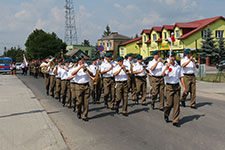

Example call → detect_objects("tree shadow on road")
179 114 205 125
0 110 45 119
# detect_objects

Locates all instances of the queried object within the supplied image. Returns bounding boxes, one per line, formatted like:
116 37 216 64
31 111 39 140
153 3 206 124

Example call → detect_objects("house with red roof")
119 16 225 62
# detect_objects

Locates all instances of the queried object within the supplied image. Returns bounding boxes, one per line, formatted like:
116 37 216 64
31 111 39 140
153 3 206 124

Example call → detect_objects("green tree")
199 27 218 64
82 39 90 46
217 37 225 61
102 25 111 37
3 47 25 62
135 34 139 38
25 29 67 60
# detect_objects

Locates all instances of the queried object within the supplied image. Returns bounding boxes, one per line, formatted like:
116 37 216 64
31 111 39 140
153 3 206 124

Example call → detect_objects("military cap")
136 54 143 60
77 56 84 61
104 53 112 57
116 56 123 62
184 48 191 54
91 57 98 61
64 59 70 63
125 54 128 59
152 50 160 55
58 59 62 63
170 51 176 57
72 58 78 63
127 53 133 57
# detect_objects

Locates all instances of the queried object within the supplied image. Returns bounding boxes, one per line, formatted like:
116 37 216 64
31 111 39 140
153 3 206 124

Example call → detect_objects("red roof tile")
145 40 151 44
141 29 151 35
156 38 162 42
179 16 225 39
152 27 163 32
120 37 142 46
162 25 174 31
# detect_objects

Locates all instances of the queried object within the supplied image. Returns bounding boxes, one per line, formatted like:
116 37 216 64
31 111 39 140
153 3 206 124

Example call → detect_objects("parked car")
216 60 225 71
15 62 22 70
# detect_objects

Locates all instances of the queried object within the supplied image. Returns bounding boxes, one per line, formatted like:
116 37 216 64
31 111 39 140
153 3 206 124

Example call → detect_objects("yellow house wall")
183 19 225 49
140 33 150 58
119 41 140 57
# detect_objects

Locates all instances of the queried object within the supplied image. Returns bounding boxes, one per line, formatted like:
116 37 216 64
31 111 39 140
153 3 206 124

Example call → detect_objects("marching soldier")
133 54 147 105
47 60 56 98
148 50 165 110
123 53 137 101
100 53 115 109
68 59 78 110
113 56 129 116
54 59 62 101
60 59 71 107
162 52 186 127
181 49 198 109
89 57 101 104
34 60 39 79
71 56 93 121
40 57 50 95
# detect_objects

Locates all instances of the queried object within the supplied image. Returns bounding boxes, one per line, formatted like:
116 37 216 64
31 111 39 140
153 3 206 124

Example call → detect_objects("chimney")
112 32 118 35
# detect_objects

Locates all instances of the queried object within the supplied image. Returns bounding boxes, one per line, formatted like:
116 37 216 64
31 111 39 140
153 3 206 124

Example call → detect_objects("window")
121 48 124 55
201 30 207 38
107 42 112 48
216 30 224 38
164 32 167 40
175 30 180 38
153 34 157 41
144 35 146 42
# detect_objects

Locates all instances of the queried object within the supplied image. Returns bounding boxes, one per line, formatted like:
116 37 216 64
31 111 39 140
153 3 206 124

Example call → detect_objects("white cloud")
140 12 166 27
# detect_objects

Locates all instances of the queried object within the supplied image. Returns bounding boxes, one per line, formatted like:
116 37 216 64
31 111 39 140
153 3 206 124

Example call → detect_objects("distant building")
98 32 132 58
119 16 225 65
66 45 98 59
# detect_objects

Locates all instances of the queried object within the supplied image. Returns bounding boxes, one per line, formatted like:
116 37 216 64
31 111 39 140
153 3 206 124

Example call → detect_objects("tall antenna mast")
65 0 78 45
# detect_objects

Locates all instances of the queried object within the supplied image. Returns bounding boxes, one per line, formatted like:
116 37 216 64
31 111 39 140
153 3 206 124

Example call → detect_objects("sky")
0 0 224 55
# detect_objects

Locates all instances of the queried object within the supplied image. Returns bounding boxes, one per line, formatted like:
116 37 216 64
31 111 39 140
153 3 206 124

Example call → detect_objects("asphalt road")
17 74 225 150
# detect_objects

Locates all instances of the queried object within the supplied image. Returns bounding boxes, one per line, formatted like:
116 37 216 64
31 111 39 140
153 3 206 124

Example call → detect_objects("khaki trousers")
90 79 101 103
135 76 147 104
128 75 137 101
151 76 165 109
55 78 61 99
44 74 50 92
115 81 128 114
49 75 55 96
181 75 196 107
164 84 181 123
70 83 77 107
103 77 115 108
76 83 90 119
61 80 71 106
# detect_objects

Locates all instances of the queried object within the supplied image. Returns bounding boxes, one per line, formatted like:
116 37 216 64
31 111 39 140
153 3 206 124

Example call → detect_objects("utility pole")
65 0 78 46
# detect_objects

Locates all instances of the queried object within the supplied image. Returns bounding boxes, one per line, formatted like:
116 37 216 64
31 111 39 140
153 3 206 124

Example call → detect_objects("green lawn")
197 73 225 83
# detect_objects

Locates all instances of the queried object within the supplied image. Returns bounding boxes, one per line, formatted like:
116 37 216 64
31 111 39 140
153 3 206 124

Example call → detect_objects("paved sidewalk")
0 75 68 150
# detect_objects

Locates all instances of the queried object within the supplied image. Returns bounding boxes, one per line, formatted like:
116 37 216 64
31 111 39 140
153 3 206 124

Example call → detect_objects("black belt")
56 78 61 79
70 82 77 84
49 75 55 76
184 73 195 76
166 83 179 86
116 81 127 83
136 76 146 78
103 77 113 79
152 76 163 78
61 79 69 81
77 82 89 85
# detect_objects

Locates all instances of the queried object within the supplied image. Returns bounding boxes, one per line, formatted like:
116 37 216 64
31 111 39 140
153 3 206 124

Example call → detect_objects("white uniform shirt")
163 62 184 84
60 66 70 80
54 65 61 78
133 62 146 77
48 66 55 76
181 56 196 74
123 59 133 73
100 60 113 78
89 64 98 76
113 65 128 81
147 59 164 76
72 64 90 84
40 62 47 67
